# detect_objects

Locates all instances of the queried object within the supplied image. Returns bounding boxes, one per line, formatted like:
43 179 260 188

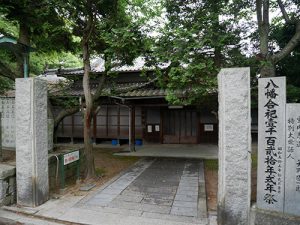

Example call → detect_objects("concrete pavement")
1 158 217 225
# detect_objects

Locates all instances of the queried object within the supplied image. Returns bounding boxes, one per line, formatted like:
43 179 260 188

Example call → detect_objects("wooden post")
93 113 97 144
71 115 74 144
132 106 135 150
160 108 163 144
129 106 136 152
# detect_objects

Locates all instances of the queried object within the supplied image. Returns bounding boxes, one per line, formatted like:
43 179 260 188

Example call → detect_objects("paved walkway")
1 158 215 225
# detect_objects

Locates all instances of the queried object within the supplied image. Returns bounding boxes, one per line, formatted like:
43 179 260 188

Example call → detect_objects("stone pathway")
0 158 210 225
77 158 207 224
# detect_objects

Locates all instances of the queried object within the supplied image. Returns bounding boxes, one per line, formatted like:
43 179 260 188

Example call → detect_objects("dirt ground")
204 160 218 211
92 147 139 184
66 146 139 196
1 149 15 164
204 157 258 212
2 146 139 196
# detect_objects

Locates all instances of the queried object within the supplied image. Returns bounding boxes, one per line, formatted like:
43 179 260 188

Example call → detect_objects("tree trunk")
214 47 222 68
260 59 276 77
82 38 95 180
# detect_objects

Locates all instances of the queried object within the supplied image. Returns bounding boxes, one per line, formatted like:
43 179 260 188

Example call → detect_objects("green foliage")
95 167 106 177
30 51 82 75
150 0 252 106
0 0 80 81
205 159 218 171
0 15 18 37
0 0 76 52
287 85 300 103
0 76 13 94
269 11 300 102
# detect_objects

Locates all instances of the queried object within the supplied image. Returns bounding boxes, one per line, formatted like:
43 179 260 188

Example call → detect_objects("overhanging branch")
277 0 292 24
0 61 18 81
272 21 300 63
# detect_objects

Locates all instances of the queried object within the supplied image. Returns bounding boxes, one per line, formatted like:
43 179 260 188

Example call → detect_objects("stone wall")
0 97 53 151
0 164 16 206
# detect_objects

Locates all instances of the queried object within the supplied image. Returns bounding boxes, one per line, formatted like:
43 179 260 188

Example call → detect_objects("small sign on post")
63 150 79 165
59 150 80 191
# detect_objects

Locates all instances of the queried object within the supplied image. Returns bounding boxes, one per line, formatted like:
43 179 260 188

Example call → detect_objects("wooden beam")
93 113 97 144
129 106 136 152
71 115 74 144
160 108 163 144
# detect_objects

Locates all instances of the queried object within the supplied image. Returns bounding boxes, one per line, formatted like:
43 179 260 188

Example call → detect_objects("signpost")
257 77 286 212
59 150 80 191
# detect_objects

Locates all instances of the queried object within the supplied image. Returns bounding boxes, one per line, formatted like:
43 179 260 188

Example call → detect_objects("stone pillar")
257 77 286 212
218 68 251 225
15 78 49 207
285 103 300 216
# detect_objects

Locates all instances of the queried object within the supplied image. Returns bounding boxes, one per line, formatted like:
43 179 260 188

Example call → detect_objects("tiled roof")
43 57 169 76
50 79 166 98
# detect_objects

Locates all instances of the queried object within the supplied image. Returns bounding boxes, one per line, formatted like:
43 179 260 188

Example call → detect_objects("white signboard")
284 104 300 216
64 151 79 165
147 125 152 133
204 124 214 132
155 125 160 132
257 77 286 212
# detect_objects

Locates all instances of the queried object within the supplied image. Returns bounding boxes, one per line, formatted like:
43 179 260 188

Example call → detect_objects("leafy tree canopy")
148 0 252 105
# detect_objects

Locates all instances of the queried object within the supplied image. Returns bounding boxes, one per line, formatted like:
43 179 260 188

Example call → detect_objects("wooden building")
47 66 219 145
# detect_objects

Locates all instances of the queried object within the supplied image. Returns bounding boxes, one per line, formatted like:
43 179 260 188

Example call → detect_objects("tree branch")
256 0 263 26
93 74 106 101
277 0 292 24
54 106 80 130
0 61 18 81
272 21 300 63
262 0 269 33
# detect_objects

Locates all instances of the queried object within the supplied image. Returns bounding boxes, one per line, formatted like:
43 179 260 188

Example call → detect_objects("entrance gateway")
218 68 300 225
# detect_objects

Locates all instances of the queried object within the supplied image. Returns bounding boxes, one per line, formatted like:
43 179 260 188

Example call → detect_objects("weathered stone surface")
218 68 251 225
48 119 54 152
0 164 16 206
284 103 300 216
0 180 9 199
252 206 300 225
0 195 14 206
257 77 286 212
16 78 49 207
0 164 15 179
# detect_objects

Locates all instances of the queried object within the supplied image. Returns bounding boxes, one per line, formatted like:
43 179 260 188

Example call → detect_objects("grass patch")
93 148 139 162
205 159 218 170
95 167 106 177
252 152 258 168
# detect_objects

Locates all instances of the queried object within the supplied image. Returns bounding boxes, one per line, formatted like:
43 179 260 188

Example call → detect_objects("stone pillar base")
251 205 300 225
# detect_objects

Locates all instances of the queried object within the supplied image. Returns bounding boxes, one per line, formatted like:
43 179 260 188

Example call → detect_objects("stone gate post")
15 78 49 207
218 68 252 225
